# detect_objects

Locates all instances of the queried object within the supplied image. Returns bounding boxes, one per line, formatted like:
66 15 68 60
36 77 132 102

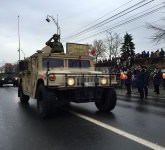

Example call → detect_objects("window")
42 58 64 68
68 59 90 68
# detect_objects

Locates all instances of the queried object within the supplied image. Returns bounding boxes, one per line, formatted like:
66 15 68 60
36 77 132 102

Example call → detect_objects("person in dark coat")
153 68 162 94
125 68 132 95
143 67 150 99
163 79 165 90
136 65 145 100
162 70 165 90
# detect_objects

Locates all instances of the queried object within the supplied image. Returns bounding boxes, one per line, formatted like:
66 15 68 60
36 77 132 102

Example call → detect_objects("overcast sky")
0 0 164 64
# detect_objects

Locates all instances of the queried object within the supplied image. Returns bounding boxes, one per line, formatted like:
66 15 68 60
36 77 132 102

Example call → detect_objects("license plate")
84 82 95 87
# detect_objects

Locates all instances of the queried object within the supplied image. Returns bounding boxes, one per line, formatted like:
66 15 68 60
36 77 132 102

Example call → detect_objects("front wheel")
95 88 117 112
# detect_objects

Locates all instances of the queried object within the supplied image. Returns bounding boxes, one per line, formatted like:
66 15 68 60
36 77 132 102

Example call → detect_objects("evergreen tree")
121 33 135 66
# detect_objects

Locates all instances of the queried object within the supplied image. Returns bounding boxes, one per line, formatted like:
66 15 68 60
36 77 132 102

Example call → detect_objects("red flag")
90 49 96 56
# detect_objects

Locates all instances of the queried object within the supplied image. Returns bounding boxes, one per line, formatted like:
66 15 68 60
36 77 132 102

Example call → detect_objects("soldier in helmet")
45 34 64 53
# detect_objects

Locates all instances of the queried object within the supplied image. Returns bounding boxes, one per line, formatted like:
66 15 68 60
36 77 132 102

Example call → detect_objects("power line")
100 3 163 34
63 0 134 39
85 0 155 34
64 0 154 40
74 4 165 42
76 0 154 37
119 18 162 34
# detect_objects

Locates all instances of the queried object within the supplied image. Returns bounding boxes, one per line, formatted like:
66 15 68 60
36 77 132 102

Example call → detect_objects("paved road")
0 86 165 150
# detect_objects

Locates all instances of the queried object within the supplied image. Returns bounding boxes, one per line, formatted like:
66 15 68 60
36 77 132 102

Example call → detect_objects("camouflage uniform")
46 34 64 53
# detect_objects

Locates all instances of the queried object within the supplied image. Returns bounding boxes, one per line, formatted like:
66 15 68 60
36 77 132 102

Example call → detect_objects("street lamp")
46 15 61 36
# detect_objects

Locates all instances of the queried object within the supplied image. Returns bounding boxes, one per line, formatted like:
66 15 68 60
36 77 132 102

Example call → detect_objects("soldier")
45 34 64 53
153 68 162 94
136 65 145 100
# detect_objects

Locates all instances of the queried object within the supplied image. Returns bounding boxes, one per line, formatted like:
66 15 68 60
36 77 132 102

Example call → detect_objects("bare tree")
113 33 122 58
147 18 165 43
92 40 106 63
105 32 122 60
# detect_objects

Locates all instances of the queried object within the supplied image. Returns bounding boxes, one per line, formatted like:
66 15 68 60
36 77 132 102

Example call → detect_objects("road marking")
69 110 165 150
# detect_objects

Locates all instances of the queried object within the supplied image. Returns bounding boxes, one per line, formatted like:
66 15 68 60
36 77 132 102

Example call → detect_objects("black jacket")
125 70 132 85
153 71 162 85
136 70 145 88
144 71 150 86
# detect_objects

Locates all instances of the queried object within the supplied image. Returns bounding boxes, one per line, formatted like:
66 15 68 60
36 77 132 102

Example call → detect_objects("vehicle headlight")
100 78 108 85
67 77 75 86
2 78 5 80
15 77 18 80
48 73 56 81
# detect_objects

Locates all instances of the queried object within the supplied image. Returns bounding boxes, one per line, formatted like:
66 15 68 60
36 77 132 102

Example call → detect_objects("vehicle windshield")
68 59 90 68
42 58 64 68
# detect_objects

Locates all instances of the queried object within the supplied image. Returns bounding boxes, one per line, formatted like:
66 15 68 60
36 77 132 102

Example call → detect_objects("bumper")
46 86 113 103
0 80 18 85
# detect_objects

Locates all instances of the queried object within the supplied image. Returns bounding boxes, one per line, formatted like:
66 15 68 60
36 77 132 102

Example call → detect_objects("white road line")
69 110 165 150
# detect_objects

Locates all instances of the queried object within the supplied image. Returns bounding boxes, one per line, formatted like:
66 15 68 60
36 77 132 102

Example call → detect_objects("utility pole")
17 15 21 62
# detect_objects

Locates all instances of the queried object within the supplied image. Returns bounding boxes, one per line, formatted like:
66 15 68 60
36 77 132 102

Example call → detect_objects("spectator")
155 50 159 57
159 48 164 57
150 52 155 58
131 69 137 88
153 68 162 94
162 69 165 90
125 68 132 95
120 68 126 89
146 51 150 58
136 65 145 100
143 66 150 99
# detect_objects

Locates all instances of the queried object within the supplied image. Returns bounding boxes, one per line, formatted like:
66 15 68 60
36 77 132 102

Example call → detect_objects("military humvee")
0 72 18 87
18 42 117 118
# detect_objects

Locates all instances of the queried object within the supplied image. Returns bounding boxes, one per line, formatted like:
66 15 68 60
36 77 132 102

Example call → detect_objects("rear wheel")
95 88 117 112
19 86 29 103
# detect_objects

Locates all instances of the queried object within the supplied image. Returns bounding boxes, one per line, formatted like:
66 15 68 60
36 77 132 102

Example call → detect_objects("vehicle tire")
0 83 2 87
95 88 117 112
19 86 30 103
37 84 52 119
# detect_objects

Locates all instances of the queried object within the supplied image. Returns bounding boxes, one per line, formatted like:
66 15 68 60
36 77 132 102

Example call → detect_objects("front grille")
76 75 97 87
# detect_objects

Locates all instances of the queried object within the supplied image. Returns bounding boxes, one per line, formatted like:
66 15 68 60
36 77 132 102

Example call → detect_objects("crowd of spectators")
120 66 165 100
95 56 165 98
135 48 165 58
95 48 165 73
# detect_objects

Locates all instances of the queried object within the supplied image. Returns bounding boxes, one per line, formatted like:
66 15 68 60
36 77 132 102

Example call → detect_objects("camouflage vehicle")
18 39 117 118
0 72 18 87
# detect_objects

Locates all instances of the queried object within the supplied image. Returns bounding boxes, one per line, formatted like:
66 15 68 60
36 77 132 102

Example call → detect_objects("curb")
117 92 165 104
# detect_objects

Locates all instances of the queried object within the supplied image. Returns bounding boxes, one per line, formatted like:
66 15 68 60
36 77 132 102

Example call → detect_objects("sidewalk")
115 87 165 103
